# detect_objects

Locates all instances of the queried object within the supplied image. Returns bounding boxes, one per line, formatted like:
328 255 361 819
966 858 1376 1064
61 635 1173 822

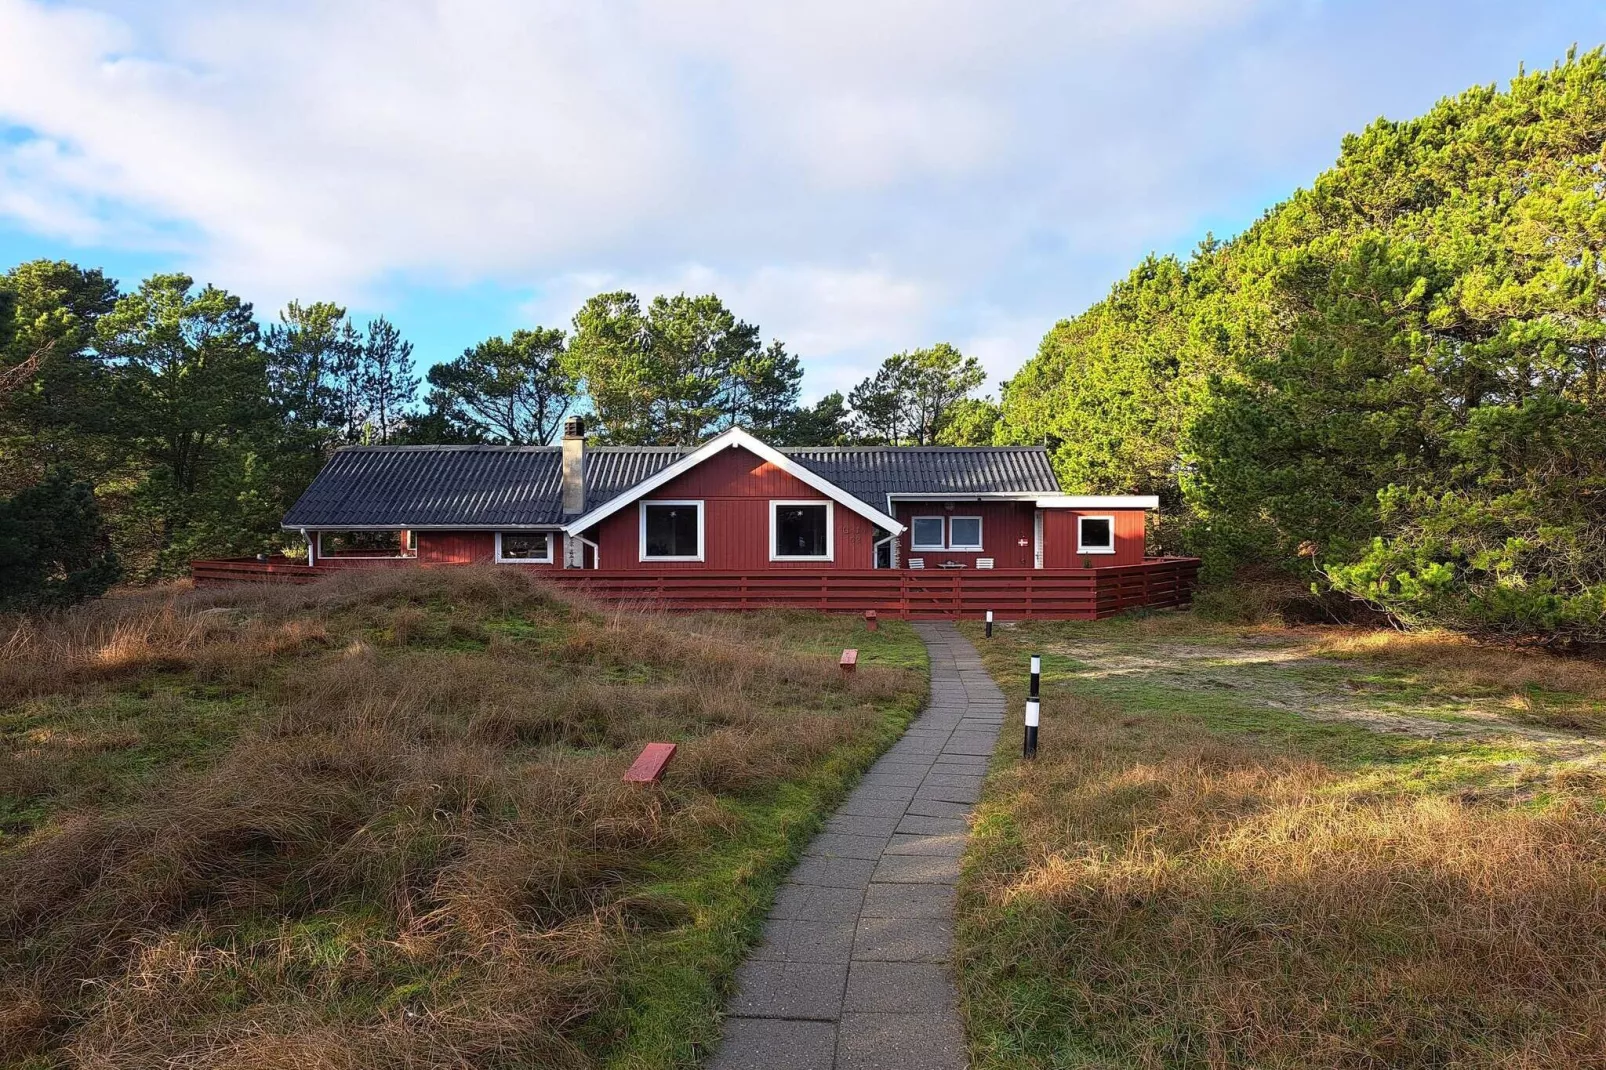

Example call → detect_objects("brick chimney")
561 416 586 515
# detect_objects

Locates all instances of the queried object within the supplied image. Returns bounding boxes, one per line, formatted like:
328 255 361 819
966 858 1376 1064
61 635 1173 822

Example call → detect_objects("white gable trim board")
561 427 906 537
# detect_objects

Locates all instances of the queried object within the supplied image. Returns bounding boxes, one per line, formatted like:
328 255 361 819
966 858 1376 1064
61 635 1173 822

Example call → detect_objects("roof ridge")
778 445 1049 452
332 444 559 452
331 442 1047 453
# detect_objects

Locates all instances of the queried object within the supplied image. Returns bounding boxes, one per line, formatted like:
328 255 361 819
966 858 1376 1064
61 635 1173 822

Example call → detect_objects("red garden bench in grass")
840 648 858 673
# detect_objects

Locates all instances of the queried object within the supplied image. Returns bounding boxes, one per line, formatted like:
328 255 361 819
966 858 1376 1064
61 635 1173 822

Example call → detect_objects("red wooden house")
194 420 1197 618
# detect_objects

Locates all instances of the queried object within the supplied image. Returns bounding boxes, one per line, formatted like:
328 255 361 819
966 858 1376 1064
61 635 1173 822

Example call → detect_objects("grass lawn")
0 569 927 1069
955 611 1606 1069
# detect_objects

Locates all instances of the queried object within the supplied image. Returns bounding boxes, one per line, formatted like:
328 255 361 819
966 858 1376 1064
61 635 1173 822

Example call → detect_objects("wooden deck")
190 557 1200 619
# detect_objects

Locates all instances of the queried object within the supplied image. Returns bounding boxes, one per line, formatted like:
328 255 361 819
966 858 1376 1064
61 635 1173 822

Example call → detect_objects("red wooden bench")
840 648 858 673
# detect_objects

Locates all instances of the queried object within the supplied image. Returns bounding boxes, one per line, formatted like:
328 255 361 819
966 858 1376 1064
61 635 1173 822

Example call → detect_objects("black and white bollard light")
1023 654 1041 759
985 610 994 639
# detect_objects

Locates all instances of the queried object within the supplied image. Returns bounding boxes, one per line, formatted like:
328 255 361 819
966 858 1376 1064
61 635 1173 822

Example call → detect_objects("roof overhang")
887 492 1049 502
1034 495 1160 509
562 427 906 536
280 523 566 531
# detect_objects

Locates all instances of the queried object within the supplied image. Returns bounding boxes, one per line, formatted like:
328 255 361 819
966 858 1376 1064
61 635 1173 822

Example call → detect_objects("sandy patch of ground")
1043 634 1606 759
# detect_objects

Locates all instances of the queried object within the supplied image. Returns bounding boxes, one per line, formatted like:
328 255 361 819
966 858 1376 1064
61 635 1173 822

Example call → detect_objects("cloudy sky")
1 1 1600 400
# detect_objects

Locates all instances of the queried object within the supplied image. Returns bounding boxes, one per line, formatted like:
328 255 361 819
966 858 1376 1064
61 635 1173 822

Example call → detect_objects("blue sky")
1 0 1601 401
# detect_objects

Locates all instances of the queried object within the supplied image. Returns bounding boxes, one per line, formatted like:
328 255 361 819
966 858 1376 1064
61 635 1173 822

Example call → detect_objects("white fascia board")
1034 495 1160 509
562 427 905 536
887 492 1048 501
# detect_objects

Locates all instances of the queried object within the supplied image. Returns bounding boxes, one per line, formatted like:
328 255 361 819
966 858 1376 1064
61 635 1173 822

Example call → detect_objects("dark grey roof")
282 441 1058 529
781 446 1059 513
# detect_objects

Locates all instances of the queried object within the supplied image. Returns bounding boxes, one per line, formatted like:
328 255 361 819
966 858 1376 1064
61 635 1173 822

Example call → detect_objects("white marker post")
1023 654 1041 759
985 610 994 639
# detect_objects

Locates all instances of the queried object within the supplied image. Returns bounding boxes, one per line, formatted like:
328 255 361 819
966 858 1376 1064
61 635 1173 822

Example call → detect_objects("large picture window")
911 516 946 550
496 531 554 563
771 501 832 560
640 500 703 561
317 530 415 558
1077 515 1116 554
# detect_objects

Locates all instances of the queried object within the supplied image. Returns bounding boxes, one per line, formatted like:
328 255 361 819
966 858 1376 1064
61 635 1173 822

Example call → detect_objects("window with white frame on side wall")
1077 515 1116 554
495 531 554 563
910 516 946 550
947 516 983 550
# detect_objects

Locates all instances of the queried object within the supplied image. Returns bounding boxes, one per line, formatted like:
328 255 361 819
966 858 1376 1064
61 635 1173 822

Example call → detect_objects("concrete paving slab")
860 882 956 919
871 852 962 884
826 815 903 839
842 961 959 1014
903 799 973 819
836 797 914 818
805 833 892 860
789 856 879 888
770 883 866 922
894 815 970 837
884 832 966 856
710 1018 838 1070
852 915 955 962
836 1012 966 1070
754 918 857 962
728 960 847 1020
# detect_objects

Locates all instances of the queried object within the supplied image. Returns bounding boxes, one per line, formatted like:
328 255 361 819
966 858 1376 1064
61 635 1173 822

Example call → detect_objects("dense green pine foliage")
0 469 120 610
1 261 986 585
1002 49 1606 643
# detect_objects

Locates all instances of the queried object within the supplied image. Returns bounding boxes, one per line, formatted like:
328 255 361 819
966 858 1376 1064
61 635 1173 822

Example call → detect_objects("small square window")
911 517 946 550
1078 516 1115 553
948 516 983 550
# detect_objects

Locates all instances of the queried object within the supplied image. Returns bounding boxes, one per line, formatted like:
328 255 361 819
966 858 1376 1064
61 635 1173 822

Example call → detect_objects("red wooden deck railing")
191 557 1200 619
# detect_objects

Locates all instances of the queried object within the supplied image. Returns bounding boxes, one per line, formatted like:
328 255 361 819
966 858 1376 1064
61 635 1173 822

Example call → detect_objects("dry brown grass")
1306 626 1606 703
960 625 1606 1070
0 568 924 1068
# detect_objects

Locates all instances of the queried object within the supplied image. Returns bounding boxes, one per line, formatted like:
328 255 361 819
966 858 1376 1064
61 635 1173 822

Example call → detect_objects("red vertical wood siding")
583 445 881 569
417 531 495 564
1041 509 1147 567
893 502 1036 569
415 530 562 568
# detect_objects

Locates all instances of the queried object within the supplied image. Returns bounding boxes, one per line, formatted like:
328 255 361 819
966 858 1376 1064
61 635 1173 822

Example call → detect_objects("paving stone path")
710 621 1005 1070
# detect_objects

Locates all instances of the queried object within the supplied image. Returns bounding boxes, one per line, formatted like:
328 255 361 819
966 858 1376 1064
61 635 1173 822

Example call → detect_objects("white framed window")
640 500 704 561
948 516 983 550
1077 515 1116 554
770 500 833 561
911 516 946 551
316 530 416 559
496 531 554 564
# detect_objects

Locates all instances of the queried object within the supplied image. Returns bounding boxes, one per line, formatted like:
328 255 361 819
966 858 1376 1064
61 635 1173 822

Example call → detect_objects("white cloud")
0 0 1594 392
